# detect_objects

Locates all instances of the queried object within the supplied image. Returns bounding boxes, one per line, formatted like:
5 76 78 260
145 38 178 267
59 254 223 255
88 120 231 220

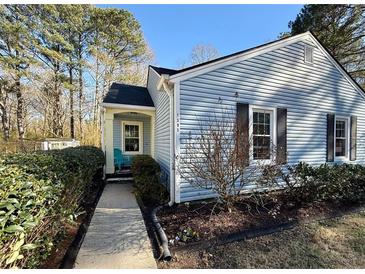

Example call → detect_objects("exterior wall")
178 39 365 202
147 68 171 183
113 113 151 155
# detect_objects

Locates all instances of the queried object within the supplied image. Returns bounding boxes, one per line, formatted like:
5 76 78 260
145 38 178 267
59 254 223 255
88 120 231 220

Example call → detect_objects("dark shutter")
276 108 287 164
350 115 357 161
236 103 249 165
327 113 335 162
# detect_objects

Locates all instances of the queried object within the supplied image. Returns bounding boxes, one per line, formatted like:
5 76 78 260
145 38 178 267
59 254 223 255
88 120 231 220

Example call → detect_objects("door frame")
121 121 143 155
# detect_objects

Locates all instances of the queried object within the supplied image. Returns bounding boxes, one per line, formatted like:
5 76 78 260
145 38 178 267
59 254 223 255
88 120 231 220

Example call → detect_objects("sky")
99 4 303 69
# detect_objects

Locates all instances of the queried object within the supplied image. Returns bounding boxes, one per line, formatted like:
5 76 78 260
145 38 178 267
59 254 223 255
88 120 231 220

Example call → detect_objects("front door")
122 121 143 155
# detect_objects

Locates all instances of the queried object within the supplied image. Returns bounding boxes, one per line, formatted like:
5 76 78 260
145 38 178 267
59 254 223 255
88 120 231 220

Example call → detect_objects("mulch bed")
157 198 363 248
41 177 105 269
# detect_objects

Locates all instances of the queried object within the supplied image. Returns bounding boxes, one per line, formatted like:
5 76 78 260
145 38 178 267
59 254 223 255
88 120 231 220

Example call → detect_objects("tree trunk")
78 67 83 139
69 67 75 139
78 34 83 140
53 60 63 137
0 86 10 141
15 78 25 141
93 55 99 124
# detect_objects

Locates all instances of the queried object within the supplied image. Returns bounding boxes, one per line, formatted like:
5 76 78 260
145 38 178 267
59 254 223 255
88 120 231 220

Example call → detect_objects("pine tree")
0 5 36 141
288 5 365 87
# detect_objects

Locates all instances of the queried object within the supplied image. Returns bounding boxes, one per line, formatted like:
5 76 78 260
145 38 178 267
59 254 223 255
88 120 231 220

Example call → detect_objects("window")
122 121 143 154
252 109 273 160
304 45 314 64
335 118 349 158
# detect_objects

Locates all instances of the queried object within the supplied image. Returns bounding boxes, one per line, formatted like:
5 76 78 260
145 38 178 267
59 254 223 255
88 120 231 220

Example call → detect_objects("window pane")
259 112 264 123
253 112 258 123
336 139 346 157
253 136 270 160
125 125 139 138
125 138 139 152
265 125 270 135
265 113 270 124
336 121 345 138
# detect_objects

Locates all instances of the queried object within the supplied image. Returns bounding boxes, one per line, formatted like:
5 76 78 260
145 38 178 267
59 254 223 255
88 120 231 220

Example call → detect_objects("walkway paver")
74 183 157 269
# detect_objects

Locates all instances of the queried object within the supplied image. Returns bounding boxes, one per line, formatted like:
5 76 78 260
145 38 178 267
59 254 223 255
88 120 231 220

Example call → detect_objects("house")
101 31 365 204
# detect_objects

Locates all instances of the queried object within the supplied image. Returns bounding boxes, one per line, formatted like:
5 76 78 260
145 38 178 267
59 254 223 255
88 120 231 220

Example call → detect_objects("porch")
103 107 155 175
102 83 155 175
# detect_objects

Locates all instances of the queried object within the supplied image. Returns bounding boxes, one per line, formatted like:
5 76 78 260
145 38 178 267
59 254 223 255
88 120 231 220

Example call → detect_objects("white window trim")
334 115 350 162
304 45 314 64
249 105 277 165
122 121 143 155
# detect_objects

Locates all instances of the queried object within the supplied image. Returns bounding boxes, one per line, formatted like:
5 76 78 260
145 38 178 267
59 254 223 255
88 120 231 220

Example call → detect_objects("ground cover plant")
0 146 104 268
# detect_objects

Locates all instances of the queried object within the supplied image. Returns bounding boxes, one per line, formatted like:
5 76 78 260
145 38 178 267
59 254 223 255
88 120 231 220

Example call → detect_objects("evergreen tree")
288 5 365 87
0 5 36 140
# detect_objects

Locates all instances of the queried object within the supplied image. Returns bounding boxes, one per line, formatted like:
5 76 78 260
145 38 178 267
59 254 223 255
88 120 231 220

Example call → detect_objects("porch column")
104 110 114 174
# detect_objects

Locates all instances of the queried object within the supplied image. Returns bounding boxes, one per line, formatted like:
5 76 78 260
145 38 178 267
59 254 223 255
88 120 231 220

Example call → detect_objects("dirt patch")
157 199 362 246
158 210 365 269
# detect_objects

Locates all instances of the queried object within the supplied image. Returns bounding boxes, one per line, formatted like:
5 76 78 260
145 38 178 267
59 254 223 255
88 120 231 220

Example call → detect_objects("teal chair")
114 148 124 171
114 148 133 171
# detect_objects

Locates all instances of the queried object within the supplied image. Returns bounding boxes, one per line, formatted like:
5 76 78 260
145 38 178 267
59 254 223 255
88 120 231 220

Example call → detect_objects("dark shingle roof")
150 66 178 76
103 83 154 107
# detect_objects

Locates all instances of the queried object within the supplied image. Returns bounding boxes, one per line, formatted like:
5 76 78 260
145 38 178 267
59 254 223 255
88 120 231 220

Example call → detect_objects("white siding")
178 40 365 202
147 68 171 183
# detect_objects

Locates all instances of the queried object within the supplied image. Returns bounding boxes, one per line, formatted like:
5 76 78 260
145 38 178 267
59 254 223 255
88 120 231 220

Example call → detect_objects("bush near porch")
0 146 104 268
131 155 169 205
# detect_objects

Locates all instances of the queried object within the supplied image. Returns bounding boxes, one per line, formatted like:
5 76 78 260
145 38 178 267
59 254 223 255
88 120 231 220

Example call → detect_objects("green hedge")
131 155 168 205
0 146 105 268
261 162 365 206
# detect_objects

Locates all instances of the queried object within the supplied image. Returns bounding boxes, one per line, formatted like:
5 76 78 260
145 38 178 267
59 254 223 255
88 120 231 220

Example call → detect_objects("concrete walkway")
74 184 157 269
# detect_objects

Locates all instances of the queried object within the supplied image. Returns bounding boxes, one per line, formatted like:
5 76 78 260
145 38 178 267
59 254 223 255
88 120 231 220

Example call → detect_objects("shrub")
0 146 104 268
260 162 365 207
131 155 168 205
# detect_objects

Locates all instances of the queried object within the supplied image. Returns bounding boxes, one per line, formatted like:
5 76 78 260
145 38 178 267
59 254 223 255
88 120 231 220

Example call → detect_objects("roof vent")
304 45 314 64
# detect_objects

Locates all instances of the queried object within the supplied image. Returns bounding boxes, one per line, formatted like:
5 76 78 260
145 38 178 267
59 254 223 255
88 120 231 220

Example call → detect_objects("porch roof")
103 83 154 107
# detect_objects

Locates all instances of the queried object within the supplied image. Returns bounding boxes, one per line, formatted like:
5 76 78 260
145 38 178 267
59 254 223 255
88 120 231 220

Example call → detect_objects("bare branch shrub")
178 106 280 210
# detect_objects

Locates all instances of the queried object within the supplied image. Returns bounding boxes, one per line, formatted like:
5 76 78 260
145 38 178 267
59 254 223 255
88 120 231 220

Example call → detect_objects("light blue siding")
178 39 365 202
113 113 151 155
147 69 171 184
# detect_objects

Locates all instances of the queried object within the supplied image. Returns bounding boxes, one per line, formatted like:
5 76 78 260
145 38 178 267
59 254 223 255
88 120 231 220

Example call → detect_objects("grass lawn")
159 209 365 269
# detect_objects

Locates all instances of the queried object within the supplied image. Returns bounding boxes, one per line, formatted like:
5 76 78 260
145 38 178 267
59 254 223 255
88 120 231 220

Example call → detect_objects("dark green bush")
0 146 104 268
261 162 365 206
131 155 168 205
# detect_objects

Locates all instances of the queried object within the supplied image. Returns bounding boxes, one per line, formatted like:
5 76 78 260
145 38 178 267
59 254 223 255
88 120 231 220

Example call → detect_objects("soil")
158 209 365 269
41 176 105 269
157 198 362 247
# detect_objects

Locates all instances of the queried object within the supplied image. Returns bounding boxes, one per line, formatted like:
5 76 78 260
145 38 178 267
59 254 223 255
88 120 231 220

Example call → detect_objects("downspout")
161 75 176 206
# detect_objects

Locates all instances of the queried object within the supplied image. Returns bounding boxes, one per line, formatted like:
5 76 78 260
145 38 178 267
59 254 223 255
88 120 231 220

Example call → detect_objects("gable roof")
150 31 364 95
103 83 154 107
151 34 296 77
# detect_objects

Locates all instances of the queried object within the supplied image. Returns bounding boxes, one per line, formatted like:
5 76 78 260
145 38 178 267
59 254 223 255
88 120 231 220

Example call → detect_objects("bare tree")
190 44 220 65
